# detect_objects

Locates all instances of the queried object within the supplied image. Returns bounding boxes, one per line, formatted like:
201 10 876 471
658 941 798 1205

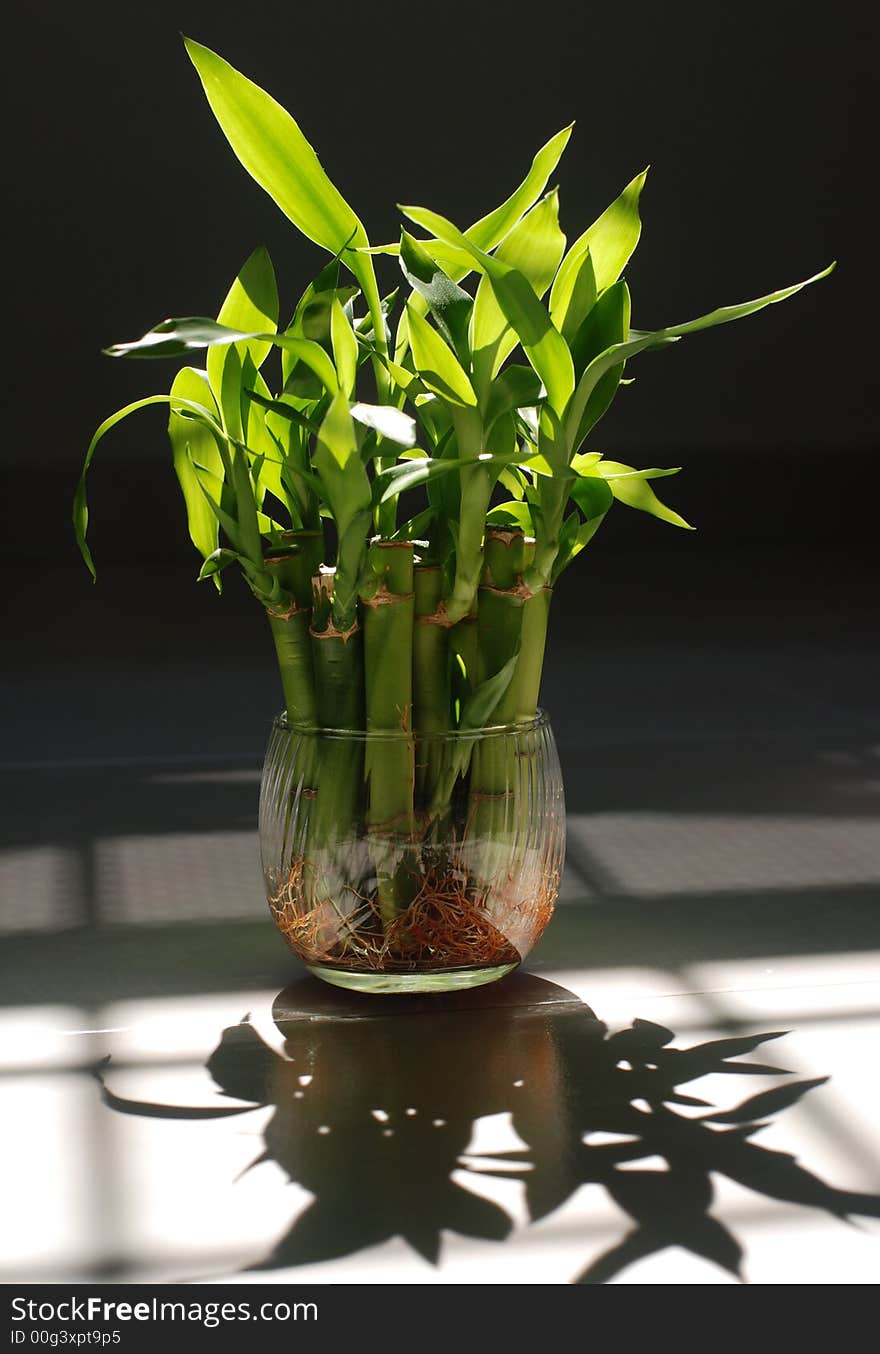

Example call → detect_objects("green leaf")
217 342 244 442
569 476 613 520
312 393 372 623
197 547 241 581
350 402 418 447
372 456 461 504
471 189 567 389
168 367 224 566
460 649 521 730
405 302 478 407
602 461 693 529
483 365 543 434
183 38 386 368
550 243 597 343
372 450 525 505
399 230 473 362
565 168 648 294
653 262 837 336
230 441 263 563
74 393 221 578
596 461 681 481
106 316 340 394
206 245 279 410
184 38 367 259
330 298 358 396
105 316 264 359
402 205 575 416
566 328 679 446
571 450 602 474
314 387 358 472
568 279 631 442
468 125 574 252
244 388 318 434
486 500 534 532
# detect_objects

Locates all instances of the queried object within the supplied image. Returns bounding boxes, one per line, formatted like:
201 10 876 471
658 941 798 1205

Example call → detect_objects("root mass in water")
269 857 558 973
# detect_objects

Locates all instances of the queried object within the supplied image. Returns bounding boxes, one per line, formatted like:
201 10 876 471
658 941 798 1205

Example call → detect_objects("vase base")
305 961 520 995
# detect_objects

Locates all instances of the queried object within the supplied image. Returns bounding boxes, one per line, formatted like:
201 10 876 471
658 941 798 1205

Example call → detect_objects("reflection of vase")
259 711 565 993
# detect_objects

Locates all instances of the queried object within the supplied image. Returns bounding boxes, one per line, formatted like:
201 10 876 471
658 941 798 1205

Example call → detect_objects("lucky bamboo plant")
75 38 833 968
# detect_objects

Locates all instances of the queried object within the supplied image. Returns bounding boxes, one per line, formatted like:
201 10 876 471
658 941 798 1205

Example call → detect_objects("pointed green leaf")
74 393 221 578
217 342 244 441
183 37 386 366
596 461 681 481
603 462 693 529
105 317 263 359
207 245 279 409
566 168 648 294
460 649 521 729
566 328 680 446
350 402 418 447
330 298 358 396
399 230 473 362
314 387 358 471
468 125 574 251
472 189 567 388
550 243 597 343
229 442 263 563
569 476 613 520
568 279 631 442
106 316 339 394
405 303 478 407
184 37 367 258
657 262 836 336
168 367 224 564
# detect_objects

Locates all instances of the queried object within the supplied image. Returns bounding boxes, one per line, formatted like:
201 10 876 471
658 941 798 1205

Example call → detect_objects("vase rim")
272 708 552 742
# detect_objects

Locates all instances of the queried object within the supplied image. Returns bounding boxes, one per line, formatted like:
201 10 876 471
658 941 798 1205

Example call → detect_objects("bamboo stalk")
362 541 417 926
514 585 552 722
264 533 323 728
304 572 366 920
466 530 537 883
413 565 452 814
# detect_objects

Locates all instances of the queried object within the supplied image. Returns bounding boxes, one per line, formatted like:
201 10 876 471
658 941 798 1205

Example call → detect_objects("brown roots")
268 858 559 974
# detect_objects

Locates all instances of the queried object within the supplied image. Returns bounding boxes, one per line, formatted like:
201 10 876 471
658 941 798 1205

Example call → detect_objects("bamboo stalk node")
265 597 306 621
361 583 415 609
415 600 453 628
309 619 361 644
478 581 535 601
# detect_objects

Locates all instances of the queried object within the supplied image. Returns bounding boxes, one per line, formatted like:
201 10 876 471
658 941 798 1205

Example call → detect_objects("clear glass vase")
259 710 565 993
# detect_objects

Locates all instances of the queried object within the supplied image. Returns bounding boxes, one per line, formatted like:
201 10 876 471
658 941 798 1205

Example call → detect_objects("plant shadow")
96 972 880 1282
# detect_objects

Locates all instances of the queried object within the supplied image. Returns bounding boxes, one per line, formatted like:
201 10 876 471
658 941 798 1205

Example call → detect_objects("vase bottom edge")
305 961 520 995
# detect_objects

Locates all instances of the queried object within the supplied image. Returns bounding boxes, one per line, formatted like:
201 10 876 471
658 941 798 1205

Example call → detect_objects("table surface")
2 552 879 1285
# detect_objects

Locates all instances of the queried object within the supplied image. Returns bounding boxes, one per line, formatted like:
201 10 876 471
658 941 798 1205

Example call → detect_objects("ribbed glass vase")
259 711 565 993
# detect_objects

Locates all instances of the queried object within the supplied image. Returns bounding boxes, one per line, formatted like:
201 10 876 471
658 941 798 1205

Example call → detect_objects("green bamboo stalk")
514 585 552 721
362 541 417 926
264 534 322 728
304 572 366 928
413 566 452 814
466 531 540 884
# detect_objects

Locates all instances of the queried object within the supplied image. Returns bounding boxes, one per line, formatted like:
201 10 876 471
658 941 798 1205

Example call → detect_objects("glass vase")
259 710 565 993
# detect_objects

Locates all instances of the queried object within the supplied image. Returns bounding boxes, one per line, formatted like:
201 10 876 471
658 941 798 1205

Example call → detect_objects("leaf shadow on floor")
96 972 880 1282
